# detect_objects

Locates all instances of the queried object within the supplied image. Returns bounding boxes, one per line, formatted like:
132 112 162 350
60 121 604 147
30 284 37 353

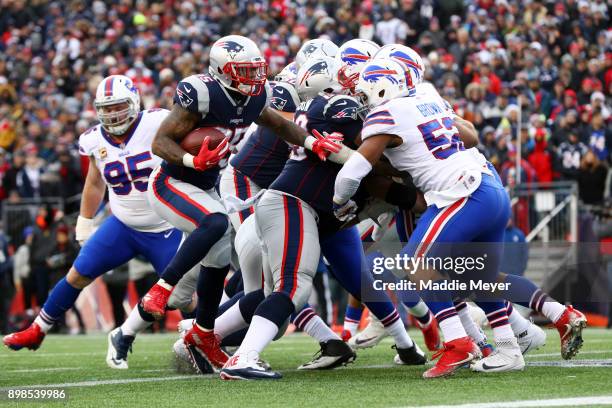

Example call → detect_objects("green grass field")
2 328 612 407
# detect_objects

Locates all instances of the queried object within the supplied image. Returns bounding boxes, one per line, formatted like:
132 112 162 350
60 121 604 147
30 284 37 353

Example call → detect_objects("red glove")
310 129 344 161
193 136 229 171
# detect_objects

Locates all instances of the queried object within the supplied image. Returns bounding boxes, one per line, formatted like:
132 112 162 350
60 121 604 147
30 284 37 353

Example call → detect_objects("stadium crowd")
0 0 610 331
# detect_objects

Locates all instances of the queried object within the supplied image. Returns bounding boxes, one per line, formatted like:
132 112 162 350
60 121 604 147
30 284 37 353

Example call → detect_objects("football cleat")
416 313 441 351
298 339 356 370
220 351 282 380
106 327 134 369
348 316 387 349
554 305 587 360
141 283 173 319
3 323 46 351
471 337 525 373
178 318 195 338
183 323 229 369
517 322 547 355
173 338 199 374
423 336 477 379
393 343 427 365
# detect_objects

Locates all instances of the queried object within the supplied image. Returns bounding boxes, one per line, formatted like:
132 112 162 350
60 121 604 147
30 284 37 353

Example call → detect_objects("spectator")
16 146 44 198
13 227 33 310
29 204 59 307
585 111 612 163
0 228 12 333
577 150 608 205
375 7 407 45
528 130 554 183
556 131 589 180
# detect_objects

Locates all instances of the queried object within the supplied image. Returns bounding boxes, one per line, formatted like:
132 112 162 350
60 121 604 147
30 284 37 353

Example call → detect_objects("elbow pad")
385 181 417 210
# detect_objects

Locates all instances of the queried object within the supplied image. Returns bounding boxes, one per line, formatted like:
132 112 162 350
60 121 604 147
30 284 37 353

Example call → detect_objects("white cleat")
517 323 547 355
348 316 387 349
106 327 133 370
471 337 525 373
172 339 198 374
220 351 281 380
178 319 195 338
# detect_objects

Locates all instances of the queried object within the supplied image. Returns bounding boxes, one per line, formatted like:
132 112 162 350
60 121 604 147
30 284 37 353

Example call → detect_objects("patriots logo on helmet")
389 51 422 80
300 61 329 85
332 106 358 120
217 41 245 58
302 44 318 57
270 96 288 111
341 47 370 66
362 65 400 84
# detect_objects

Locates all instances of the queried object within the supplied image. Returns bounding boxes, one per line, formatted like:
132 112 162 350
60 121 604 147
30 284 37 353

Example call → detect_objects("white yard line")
401 396 612 408
0 375 206 391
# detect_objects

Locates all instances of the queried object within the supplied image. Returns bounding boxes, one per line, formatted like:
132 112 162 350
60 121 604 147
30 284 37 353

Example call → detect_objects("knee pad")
197 212 229 236
199 214 232 268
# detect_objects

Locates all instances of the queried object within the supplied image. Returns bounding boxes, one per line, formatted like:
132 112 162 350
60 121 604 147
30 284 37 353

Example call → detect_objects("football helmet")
336 39 380 92
274 62 298 86
354 59 408 109
94 75 140 136
269 81 300 112
209 35 268 96
375 44 424 86
295 38 339 69
296 56 343 101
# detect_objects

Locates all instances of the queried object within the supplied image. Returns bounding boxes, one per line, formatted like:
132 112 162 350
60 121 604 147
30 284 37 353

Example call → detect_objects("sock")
293 306 339 343
506 302 531 336
434 305 467 342
476 300 514 341
195 264 230 330
161 213 228 286
406 299 430 326
379 309 413 348
36 278 82 333
343 305 363 335
454 301 486 345
503 274 565 322
215 290 264 339
121 303 154 336
236 292 295 355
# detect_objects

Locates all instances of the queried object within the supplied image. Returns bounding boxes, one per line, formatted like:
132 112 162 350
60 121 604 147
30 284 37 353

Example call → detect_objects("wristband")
303 136 316 151
182 153 195 168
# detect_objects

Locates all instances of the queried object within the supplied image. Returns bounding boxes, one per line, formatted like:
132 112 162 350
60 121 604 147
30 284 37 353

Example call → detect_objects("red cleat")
3 323 46 351
554 305 587 360
183 323 229 369
141 283 173 319
417 313 441 351
423 336 477 379
341 329 353 343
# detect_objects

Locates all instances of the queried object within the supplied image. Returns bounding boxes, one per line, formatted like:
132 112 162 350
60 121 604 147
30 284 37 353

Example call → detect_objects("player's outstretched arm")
152 104 200 165
76 157 106 244
454 116 479 148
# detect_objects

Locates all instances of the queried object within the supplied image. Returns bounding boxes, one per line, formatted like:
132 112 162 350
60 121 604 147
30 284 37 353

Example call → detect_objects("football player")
3 75 196 369
220 56 426 380
140 35 342 370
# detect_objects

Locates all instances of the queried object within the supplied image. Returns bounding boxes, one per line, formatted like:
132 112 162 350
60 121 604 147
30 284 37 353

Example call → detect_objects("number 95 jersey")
78 109 172 233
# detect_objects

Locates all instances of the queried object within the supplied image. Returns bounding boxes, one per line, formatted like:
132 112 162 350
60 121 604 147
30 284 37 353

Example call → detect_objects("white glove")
75 216 95 246
372 211 395 242
333 199 358 222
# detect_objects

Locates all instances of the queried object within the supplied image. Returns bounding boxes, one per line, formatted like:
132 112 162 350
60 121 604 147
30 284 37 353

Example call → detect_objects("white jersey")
361 84 491 208
78 108 172 232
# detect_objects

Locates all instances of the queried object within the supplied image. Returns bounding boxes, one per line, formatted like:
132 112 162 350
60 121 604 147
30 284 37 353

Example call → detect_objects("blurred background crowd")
0 0 610 333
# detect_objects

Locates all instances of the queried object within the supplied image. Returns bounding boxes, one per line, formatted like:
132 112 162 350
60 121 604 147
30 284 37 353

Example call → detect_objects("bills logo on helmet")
124 78 137 94
362 65 400 84
340 47 370 65
300 61 329 85
216 40 245 58
389 50 422 82
332 106 358 120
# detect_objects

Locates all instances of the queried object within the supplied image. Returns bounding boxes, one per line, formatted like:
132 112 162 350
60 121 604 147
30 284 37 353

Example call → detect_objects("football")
180 127 227 155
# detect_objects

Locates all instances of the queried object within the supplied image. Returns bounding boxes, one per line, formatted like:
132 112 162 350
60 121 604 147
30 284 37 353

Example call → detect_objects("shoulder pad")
322 95 362 122
174 75 210 114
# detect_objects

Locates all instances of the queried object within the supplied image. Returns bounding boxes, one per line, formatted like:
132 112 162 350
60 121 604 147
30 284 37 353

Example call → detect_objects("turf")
2 328 612 407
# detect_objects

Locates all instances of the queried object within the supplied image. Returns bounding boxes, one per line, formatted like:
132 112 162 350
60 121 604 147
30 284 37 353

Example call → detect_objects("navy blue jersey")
231 82 299 188
270 94 364 224
161 74 271 190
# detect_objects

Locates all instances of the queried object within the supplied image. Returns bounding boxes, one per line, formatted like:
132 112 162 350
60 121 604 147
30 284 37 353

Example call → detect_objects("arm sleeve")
333 152 373 203
173 75 209 115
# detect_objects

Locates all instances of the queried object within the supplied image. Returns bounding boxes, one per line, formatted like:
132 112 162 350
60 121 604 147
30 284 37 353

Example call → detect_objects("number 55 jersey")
361 84 491 208
78 108 172 232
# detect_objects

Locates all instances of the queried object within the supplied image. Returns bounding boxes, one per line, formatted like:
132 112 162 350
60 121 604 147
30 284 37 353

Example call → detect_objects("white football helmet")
375 44 424 86
296 56 343 101
295 38 339 69
336 39 380 92
209 35 268 96
94 75 140 136
355 59 408 109
274 62 298 87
